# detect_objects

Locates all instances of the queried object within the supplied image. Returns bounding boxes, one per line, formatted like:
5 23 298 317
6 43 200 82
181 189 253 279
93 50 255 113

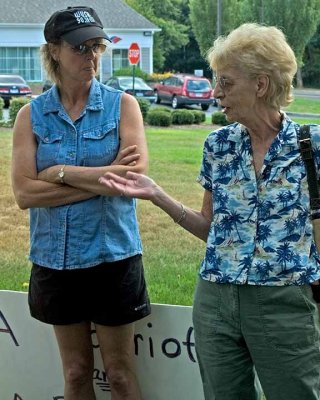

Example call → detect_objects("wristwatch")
58 165 66 184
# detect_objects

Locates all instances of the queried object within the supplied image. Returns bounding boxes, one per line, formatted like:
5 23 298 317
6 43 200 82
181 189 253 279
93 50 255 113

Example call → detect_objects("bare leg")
54 322 95 400
96 323 141 400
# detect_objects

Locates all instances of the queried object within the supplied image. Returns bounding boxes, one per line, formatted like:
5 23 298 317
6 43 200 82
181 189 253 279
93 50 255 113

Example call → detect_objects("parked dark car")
0 74 32 107
153 74 216 110
104 76 156 103
42 80 53 92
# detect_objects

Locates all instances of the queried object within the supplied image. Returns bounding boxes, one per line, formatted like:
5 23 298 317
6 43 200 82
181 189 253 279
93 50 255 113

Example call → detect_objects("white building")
0 0 160 82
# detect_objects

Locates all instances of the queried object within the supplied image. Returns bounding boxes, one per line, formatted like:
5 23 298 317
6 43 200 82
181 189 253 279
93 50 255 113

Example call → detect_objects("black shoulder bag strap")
298 124 320 303
298 125 320 216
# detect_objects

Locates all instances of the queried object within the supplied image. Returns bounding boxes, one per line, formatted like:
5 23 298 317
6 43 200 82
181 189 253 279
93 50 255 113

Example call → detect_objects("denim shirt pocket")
33 124 64 170
82 121 119 167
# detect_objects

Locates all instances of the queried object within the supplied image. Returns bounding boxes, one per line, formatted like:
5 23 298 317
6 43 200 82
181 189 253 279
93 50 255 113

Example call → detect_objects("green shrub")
150 107 172 114
172 110 194 125
190 110 206 124
147 110 172 126
0 97 4 121
211 111 228 126
9 97 31 125
136 98 150 120
114 67 150 81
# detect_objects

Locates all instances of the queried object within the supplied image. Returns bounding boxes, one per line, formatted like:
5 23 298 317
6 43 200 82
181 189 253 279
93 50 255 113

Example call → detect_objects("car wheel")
4 99 10 108
171 96 179 109
201 104 210 111
154 91 161 104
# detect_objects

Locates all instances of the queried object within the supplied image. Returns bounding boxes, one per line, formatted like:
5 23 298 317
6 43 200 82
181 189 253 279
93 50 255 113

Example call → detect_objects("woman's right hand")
112 145 140 166
99 171 158 200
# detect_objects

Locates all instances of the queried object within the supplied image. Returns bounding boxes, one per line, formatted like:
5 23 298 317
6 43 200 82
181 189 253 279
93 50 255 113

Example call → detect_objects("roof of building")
0 0 158 30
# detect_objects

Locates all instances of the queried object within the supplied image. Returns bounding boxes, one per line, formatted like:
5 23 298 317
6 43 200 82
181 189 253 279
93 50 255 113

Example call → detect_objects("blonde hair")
41 42 61 85
207 23 297 109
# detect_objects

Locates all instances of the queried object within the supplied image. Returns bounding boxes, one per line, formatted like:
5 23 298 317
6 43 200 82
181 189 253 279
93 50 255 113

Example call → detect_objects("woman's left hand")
112 145 140 166
99 171 158 200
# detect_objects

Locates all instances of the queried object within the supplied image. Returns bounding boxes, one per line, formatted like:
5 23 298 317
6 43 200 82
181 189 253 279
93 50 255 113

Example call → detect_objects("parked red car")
153 74 216 110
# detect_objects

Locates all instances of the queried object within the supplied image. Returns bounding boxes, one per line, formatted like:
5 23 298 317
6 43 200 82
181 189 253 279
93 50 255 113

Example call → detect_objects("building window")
0 47 41 81
112 49 140 73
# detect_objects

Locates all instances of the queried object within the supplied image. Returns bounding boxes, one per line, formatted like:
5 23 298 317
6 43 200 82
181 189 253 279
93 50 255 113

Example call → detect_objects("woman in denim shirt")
100 23 320 400
11 6 150 400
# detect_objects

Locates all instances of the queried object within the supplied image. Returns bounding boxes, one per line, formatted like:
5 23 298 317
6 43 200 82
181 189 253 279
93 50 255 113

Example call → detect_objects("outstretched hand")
99 171 158 200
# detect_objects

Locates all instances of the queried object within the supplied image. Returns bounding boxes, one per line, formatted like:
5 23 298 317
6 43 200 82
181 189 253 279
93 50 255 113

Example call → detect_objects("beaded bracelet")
173 203 187 224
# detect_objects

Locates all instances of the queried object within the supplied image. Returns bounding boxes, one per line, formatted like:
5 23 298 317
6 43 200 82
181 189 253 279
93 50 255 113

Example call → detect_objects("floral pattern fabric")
197 114 320 285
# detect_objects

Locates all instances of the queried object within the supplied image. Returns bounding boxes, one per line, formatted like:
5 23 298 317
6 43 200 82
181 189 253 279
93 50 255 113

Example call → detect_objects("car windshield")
0 75 25 84
119 78 150 90
187 80 211 91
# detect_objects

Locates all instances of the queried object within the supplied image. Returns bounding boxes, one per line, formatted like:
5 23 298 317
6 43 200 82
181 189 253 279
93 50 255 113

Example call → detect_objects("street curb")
285 111 320 118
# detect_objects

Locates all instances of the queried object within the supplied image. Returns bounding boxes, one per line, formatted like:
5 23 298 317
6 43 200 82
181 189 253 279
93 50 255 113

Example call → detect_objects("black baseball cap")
44 6 111 46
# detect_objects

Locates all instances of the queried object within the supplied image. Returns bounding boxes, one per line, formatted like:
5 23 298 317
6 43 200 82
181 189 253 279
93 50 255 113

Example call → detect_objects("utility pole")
259 0 264 23
215 0 222 110
217 0 222 37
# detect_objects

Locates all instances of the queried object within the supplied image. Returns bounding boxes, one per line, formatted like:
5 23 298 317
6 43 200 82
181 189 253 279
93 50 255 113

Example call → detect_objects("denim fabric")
29 78 142 269
193 278 320 400
197 115 320 285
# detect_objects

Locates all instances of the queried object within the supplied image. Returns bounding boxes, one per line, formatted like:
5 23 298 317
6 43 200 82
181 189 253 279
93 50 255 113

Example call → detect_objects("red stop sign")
128 42 140 65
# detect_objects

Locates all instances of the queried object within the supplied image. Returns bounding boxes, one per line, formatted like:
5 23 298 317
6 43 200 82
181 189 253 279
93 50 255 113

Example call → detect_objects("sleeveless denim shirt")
29 78 142 270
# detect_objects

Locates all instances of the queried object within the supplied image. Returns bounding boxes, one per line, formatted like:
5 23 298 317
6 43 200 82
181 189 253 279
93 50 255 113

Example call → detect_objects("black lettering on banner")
182 327 196 363
134 323 197 362
134 333 143 356
0 310 19 346
53 397 64 400
162 338 181 358
13 394 23 400
93 368 111 392
91 328 99 349
147 322 154 358
134 322 154 358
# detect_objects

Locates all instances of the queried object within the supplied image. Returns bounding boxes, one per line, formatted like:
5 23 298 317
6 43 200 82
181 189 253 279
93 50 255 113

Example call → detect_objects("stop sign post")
128 43 140 96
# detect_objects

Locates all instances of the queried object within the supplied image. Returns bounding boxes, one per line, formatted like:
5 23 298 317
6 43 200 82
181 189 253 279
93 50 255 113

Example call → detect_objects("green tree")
302 23 320 87
163 1 211 76
125 0 189 70
239 0 320 87
189 0 241 56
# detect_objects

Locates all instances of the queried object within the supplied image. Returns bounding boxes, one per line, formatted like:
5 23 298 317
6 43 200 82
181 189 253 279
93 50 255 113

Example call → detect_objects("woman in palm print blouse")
99 23 320 400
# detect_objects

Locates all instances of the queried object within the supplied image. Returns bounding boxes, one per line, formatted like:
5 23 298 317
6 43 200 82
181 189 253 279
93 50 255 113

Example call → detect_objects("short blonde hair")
207 23 297 109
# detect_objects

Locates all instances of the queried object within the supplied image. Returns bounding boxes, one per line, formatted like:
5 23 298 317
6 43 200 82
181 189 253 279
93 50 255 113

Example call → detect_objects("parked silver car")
104 76 156 103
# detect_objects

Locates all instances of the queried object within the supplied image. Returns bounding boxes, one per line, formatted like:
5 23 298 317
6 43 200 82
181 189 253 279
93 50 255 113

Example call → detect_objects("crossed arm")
11 93 148 209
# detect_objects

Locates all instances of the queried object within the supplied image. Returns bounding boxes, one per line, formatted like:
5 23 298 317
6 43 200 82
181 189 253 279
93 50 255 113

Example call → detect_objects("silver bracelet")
173 203 187 224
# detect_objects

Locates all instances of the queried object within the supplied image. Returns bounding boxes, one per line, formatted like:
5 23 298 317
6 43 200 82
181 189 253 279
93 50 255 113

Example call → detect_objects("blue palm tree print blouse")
197 114 320 286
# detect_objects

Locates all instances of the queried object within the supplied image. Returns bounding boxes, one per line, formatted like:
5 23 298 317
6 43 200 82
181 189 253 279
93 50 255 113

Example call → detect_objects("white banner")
0 290 204 400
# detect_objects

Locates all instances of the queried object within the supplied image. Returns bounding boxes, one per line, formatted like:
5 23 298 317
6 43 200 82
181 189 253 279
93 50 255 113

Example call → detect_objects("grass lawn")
283 97 320 114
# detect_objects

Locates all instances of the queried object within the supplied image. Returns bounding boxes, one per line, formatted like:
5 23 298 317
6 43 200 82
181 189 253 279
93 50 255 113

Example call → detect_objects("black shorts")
28 255 151 326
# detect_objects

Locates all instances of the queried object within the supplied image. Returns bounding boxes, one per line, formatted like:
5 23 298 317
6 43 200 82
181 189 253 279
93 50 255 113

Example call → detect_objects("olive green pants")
193 279 320 400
